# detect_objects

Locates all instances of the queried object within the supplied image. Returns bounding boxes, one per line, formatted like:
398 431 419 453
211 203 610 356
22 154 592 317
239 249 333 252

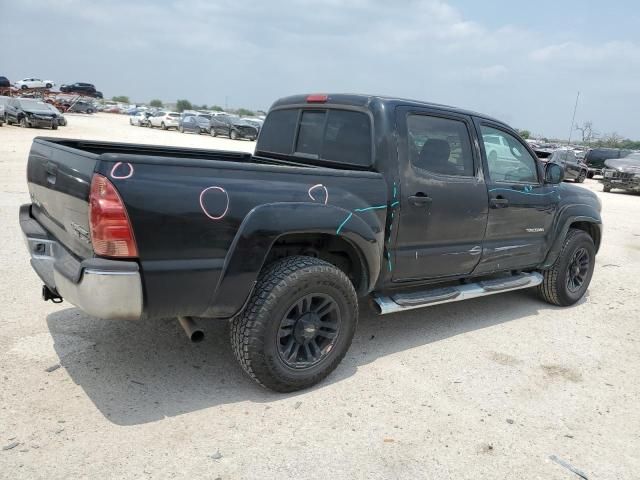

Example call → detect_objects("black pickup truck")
20 93 602 392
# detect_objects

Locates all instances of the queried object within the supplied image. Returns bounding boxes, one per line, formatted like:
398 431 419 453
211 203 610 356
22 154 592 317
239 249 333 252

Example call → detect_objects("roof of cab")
270 93 505 125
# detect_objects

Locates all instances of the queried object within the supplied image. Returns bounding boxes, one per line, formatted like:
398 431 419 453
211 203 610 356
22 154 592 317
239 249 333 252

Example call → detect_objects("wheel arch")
203 202 383 318
542 213 602 268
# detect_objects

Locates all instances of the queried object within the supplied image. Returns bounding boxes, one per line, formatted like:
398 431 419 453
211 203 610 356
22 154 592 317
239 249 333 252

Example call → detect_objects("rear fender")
204 202 383 318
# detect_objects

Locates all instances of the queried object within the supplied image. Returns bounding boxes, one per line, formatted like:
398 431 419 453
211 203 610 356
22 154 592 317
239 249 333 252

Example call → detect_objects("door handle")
408 194 432 206
490 196 509 208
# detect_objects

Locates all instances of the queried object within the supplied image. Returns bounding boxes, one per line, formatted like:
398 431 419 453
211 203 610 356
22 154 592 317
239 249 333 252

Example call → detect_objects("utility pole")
567 91 580 145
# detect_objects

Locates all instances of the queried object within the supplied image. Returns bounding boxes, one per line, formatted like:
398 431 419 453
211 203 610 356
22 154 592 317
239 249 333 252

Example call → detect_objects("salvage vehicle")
129 111 152 127
149 111 180 129
19 93 602 392
14 77 55 89
60 82 103 99
209 114 258 140
601 153 640 193
44 103 67 127
179 114 211 134
547 149 588 183
584 148 632 178
4 98 57 129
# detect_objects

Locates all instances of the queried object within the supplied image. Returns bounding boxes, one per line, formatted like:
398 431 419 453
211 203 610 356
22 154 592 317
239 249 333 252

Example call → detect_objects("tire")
86 109 94 114
603 185 611 193
51 124 58 130
20 117 28 128
230 130 238 140
538 229 596 307
161 122 167 130
21 85 27 90
179 126 184 133
45 83 52 88
210 128 217 137
575 171 586 183
587 171 595 179
230 256 358 392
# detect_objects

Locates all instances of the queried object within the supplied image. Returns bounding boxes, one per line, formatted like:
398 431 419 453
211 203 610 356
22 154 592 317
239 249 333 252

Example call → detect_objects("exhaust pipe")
177 316 204 343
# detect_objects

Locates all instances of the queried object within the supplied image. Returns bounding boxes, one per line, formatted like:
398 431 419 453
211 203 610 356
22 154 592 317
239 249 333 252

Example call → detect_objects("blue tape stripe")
391 200 399 207
336 212 353 235
354 205 387 212
489 188 557 197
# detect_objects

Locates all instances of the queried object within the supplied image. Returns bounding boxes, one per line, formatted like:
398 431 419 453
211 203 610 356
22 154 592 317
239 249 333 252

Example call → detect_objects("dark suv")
210 114 259 140
547 150 588 183
584 148 632 178
60 82 103 98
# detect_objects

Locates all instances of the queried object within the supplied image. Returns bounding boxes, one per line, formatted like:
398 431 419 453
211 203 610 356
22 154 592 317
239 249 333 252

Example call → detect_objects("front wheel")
576 171 586 183
179 126 184 133
230 130 238 140
230 256 358 392
20 117 29 128
538 229 595 306
45 83 52 88
210 128 217 137
603 185 611 193
161 122 167 130
587 171 595 179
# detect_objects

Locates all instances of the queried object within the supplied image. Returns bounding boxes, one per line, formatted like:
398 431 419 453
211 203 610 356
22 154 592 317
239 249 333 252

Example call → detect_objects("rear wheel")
603 185 611 193
538 229 595 306
179 125 184 133
230 256 358 392
161 122 167 130
21 85 27 90
587 171 595 179
576 171 586 183
45 83 52 88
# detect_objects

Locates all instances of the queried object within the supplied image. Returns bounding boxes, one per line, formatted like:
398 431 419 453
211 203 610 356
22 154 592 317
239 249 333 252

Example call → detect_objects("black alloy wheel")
277 293 341 369
566 247 590 293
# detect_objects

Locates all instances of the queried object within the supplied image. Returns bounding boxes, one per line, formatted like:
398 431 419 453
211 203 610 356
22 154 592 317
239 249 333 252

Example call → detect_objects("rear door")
475 121 560 273
393 107 488 280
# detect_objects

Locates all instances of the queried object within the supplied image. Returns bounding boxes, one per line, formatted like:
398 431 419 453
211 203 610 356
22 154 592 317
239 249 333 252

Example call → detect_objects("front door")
393 108 488 281
475 121 560 273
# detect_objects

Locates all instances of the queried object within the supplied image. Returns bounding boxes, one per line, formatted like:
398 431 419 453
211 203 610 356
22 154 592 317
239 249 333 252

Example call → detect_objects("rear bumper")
19 204 143 320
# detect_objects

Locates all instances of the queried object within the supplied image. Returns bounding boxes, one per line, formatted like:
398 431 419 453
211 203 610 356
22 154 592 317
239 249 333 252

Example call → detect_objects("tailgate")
26 138 97 259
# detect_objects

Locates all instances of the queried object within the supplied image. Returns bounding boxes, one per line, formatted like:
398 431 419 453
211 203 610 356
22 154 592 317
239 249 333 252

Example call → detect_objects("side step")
373 272 543 315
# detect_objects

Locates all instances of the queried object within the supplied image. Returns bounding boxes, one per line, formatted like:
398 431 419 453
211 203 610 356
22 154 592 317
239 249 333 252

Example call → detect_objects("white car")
130 112 152 127
14 78 55 90
149 111 180 130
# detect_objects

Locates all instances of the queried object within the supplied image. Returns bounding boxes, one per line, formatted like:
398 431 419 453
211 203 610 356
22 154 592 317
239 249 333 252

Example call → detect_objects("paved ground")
1 114 639 479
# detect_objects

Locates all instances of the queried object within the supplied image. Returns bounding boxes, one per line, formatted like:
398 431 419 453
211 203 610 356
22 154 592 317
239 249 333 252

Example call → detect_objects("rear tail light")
306 94 328 103
89 174 138 258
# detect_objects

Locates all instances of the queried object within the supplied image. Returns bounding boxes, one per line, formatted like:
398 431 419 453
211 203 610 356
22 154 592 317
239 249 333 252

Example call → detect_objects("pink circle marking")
308 183 328 205
199 186 229 220
110 162 134 180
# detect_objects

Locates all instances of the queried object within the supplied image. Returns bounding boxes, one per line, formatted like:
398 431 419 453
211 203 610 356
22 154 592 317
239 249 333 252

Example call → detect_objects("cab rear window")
257 108 372 167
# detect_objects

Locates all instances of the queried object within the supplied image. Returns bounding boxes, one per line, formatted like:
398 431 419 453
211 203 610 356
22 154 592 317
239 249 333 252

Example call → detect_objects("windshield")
19 99 49 109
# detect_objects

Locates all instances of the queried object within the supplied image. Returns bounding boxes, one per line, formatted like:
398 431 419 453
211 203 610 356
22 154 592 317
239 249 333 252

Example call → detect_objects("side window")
481 125 538 183
407 114 474 177
295 110 326 156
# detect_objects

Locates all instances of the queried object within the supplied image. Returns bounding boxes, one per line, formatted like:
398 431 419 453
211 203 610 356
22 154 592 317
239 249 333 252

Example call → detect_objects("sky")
2 0 639 139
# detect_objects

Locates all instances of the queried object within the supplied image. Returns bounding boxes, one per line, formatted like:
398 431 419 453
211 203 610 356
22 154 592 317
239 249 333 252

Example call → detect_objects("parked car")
584 148 632 178
65 100 97 114
130 111 152 126
4 97 57 128
44 103 67 126
243 117 263 132
179 114 211 134
209 114 259 140
600 153 640 193
0 76 10 88
20 93 602 392
482 132 522 172
14 78 55 89
149 111 180 129
0 104 4 126
60 82 99 96
547 149 588 183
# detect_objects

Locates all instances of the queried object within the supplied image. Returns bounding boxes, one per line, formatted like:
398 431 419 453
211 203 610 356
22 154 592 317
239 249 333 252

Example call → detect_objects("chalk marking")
308 184 328 205
110 162 134 180
199 186 230 220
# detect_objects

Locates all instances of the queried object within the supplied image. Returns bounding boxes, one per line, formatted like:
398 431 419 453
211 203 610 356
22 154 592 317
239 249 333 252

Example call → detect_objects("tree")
149 99 163 108
176 99 193 112
236 108 255 116
210 105 224 111
517 129 531 139
112 95 130 103
575 121 596 144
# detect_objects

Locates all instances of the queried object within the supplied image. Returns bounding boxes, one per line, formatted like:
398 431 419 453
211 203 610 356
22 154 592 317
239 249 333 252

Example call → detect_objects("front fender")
542 203 602 268
204 202 384 318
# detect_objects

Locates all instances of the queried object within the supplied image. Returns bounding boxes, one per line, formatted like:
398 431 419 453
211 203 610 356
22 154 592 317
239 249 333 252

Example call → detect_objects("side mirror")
544 162 564 184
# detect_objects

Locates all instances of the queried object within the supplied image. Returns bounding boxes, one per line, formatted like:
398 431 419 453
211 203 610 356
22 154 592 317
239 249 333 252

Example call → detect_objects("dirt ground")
1 113 639 479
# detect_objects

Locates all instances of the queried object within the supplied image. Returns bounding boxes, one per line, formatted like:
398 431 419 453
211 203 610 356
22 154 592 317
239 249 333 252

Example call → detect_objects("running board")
373 272 544 315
